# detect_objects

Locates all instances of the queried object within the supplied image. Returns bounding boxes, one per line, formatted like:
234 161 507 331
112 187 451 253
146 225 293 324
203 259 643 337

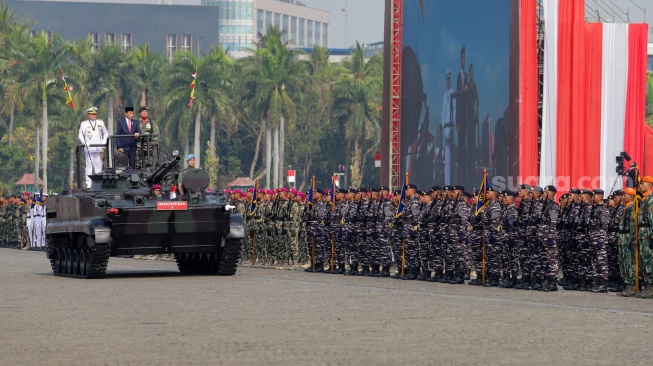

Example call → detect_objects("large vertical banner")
400 0 512 190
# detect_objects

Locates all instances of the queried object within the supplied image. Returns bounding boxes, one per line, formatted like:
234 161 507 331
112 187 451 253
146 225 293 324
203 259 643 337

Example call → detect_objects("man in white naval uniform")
441 70 454 186
78 106 109 189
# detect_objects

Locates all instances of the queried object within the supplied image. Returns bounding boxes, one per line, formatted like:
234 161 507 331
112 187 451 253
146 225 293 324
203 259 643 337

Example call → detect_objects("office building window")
323 24 328 47
29 30 38 37
105 32 115 46
274 13 280 29
166 34 177 59
44 31 53 42
265 11 272 33
315 22 321 46
182 34 192 52
282 14 289 43
298 18 305 46
121 33 131 52
307 20 313 46
290 16 297 45
90 32 99 51
257 9 264 35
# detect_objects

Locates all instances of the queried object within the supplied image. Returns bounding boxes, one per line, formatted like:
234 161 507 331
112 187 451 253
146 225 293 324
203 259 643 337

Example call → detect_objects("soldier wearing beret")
345 188 360 275
468 190 486 285
355 188 371 276
637 176 653 298
365 188 382 276
514 184 531 289
587 189 610 293
536 185 560 291
498 190 519 288
445 185 470 284
618 188 638 296
606 190 625 291
437 186 456 283
136 107 160 168
330 188 349 274
377 186 394 277
417 190 434 280
481 187 502 286
305 189 328 272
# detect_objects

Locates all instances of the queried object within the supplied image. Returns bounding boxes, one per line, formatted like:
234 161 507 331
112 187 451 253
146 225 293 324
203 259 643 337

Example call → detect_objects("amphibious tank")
45 135 244 278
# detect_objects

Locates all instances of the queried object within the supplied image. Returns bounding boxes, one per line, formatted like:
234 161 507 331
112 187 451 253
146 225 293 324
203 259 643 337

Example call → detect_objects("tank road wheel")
216 239 243 276
70 249 79 275
78 249 86 276
83 249 91 276
65 248 73 274
53 248 62 274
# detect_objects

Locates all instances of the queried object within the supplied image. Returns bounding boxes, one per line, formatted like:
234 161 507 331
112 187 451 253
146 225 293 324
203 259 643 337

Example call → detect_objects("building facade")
7 0 220 57
202 0 330 58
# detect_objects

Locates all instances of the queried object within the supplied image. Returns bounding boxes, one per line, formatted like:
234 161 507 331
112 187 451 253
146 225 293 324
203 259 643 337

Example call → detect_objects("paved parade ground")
1 247 653 365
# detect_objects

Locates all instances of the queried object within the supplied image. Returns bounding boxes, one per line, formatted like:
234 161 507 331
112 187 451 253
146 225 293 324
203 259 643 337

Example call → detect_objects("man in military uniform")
426 186 443 282
587 189 610 293
637 176 653 298
364 188 381 276
400 184 421 280
575 189 595 291
305 189 328 272
344 188 360 275
618 188 638 296
537 185 560 292
437 186 456 283
606 191 625 292
78 106 109 188
481 187 502 286
514 184 531 289
499 190 519 288
135 107 160 168
330 188 348 274
468 190 485 285
447 185 470 284
562 188 583 290
417 190 434 280
177 154 196 196
378 186 394 277
557 193 571 286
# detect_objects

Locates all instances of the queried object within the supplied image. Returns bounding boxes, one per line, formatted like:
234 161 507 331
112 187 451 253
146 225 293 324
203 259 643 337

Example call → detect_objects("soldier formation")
234 179 653 299
0 191 47 250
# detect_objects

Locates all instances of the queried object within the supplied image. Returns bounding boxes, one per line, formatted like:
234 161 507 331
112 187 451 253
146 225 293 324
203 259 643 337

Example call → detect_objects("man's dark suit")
456 69 468 183
115 117 142 169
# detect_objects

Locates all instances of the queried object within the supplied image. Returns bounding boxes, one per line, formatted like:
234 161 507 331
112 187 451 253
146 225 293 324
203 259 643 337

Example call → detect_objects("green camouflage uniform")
639 192 653 287
618 202 636 285
288 200 302 264
136 118 160 168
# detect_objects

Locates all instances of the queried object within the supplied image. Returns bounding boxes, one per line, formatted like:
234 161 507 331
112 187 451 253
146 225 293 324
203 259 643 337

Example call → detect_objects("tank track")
48 241 110 279
174 238 242 275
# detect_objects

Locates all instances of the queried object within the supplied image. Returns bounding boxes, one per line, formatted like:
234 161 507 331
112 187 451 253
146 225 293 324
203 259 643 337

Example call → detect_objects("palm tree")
89 44 135 135
129 44 166 109
332 42 383 188
242 27 303 188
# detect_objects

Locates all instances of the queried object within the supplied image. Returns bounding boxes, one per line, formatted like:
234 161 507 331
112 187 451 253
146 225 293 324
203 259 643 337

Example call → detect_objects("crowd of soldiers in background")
229 179 653 299
0 191 47 250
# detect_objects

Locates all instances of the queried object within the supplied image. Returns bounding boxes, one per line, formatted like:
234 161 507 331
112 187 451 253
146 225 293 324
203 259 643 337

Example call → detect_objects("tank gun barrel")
147 155 181 185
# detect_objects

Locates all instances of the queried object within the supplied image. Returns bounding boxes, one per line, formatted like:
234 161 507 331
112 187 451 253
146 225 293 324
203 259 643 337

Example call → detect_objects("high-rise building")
201 0 330 58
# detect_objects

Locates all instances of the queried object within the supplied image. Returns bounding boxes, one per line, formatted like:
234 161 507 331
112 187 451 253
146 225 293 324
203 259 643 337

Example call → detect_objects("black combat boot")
359 265 370 276
392 266 404 279
426 269 441 282
541 276 558 292
310 262 323 273
515 276 530 290
370 265 380 276
402 267 416 280
529 277 543 291
450 271 465 284
578 278 591 291
592 277 608 293
558 276 569 287
468 276 483 286
464 269 471 281
440 270 454 283
346 262 359 276
417 269 430 281
610 282 625 292
562 276 578 290
378 265 391 277
487 275 500 287
336 263 346 275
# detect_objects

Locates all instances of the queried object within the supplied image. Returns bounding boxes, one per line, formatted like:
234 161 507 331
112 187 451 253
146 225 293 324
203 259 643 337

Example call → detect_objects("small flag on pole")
59 69 75 109
475 169 490 216
308 176 315 213
188 68 197 109
249 180 259 216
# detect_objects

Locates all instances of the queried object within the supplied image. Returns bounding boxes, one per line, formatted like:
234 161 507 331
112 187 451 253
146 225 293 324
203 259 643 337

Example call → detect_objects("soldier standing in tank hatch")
136 107 160 168
78 106 109 189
